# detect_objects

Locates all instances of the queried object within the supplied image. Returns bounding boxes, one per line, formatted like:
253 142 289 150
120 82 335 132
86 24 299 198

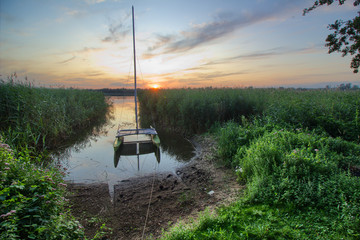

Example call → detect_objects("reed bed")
139 88 360 142
0 78 109 151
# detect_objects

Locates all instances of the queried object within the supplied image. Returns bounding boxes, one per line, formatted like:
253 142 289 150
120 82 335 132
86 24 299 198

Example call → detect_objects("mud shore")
66 136 242 239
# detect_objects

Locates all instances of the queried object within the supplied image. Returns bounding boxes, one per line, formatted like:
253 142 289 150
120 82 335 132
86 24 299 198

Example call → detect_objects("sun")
150 84 160 89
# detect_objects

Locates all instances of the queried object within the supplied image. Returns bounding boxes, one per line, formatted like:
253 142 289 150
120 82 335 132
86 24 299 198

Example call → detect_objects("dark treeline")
90 84 359 96
90 88 135 96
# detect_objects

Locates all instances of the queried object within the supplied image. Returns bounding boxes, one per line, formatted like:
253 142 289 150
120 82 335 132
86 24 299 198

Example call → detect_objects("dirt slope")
67 136 243 239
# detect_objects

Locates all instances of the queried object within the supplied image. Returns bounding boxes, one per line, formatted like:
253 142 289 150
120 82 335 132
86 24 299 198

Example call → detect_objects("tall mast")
132 6 139 132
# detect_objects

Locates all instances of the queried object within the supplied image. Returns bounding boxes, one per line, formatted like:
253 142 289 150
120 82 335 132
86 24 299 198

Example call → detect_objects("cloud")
143 5 296 59
75 47 104 54
54 47 103 65
109 81 134 87
202 45 324 68
102 18 131 43
58 56 76 64
84 0 106 4
65 9 81 16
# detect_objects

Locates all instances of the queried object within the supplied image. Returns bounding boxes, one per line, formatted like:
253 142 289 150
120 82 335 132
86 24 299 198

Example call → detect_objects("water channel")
60 96 195 195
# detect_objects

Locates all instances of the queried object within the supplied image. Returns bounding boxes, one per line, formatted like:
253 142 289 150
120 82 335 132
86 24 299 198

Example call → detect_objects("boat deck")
123 134 152 144
116 128 158 138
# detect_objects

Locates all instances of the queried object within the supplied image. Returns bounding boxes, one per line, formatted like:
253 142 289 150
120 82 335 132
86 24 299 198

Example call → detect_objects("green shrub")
235 129 360 210
264 89 360 142
0 76 111 239
0 140 85 239
217 118 278 167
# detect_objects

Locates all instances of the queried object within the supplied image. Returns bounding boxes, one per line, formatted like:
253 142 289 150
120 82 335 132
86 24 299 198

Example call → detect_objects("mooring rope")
141 160 158 239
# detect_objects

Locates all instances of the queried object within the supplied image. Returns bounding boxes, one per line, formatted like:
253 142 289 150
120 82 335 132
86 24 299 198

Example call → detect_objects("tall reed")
139 88 360 142
0 76 109 152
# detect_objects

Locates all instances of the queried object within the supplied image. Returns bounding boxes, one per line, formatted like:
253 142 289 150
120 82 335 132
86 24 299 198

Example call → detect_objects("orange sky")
0 0 359 89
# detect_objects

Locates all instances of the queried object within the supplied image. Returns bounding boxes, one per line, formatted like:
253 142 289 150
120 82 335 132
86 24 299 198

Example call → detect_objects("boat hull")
113 140 160 167
113 137 123 152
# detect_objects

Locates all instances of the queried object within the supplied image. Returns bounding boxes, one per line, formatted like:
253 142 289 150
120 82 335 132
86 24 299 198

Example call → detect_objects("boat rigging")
113 6 160 167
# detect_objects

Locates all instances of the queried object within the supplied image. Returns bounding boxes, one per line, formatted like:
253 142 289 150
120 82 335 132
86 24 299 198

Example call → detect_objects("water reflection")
114 141 160 168
53 101 112 159
59 96 195 188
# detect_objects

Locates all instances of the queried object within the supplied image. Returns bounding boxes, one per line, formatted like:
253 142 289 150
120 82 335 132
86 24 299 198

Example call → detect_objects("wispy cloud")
58 56 76 64
54 47 103 64
143 5 297 59
75 47 104 54
102 15 131 43
84 0 106 4
202 45 324 67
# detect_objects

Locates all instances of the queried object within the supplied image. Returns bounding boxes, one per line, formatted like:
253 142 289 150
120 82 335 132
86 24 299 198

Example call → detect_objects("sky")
0 0 359 89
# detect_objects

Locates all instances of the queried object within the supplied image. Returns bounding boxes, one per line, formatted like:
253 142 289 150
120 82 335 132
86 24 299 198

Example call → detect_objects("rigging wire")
136 54 145 89
116 58 134 131
141 158 159 239
136 55 159 129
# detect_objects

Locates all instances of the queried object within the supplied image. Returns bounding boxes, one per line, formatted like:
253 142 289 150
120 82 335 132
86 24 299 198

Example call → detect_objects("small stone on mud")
207 190 215 196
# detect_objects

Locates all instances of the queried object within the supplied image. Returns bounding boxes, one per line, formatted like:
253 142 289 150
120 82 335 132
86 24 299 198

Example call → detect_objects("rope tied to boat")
141 159 158 239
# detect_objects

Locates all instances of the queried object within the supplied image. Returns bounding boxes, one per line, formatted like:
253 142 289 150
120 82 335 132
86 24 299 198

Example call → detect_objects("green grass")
0 75 110 239
136 88 360 239
162 201 359 240
161 123 360 239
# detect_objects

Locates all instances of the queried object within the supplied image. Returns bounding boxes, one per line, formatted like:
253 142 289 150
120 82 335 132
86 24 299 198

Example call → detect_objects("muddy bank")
66 136 243 239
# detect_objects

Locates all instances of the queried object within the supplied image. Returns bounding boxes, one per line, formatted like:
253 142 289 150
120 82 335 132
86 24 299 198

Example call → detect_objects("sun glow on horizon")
150 84 160 89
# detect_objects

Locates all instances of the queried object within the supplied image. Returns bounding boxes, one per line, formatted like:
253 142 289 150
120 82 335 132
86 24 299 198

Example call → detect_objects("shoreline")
66 135 243 239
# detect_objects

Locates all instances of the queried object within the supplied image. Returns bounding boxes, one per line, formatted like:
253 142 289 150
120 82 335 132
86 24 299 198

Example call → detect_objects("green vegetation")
139 88 360 142
139 88 266 134
138 88 360 239
2 79 359 239
0 75 109 152
0 141 85 239
162 123 360 239
0 75 110 239
92 88 135 96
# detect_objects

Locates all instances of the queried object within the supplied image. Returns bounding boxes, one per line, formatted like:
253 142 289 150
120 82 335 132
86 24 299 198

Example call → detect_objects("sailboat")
113 6 160 168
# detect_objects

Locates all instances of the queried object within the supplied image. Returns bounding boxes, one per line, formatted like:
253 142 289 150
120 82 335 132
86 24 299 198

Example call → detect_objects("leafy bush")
162 124 360 239
0 140 85 239
217 118 279 167
234 128 360 210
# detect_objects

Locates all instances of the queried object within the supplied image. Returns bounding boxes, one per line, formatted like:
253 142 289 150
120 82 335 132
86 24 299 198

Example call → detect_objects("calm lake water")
60 96 195 193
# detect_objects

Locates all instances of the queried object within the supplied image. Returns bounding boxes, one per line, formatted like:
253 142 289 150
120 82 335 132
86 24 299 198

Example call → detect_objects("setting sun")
151 84 160 89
